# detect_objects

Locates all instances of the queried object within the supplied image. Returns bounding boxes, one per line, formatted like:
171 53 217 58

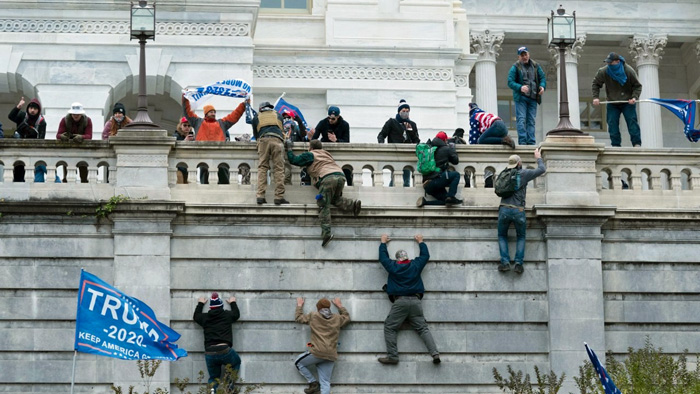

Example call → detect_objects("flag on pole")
647 98 700 142
584 343 622 394
74 270 188 361
274 97 309 129
183 79 252 109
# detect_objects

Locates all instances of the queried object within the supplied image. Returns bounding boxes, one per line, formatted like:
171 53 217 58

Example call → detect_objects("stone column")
110 202 183 391
629 34 667 148
469 30 503 114
548 35 586 129
537 136 615 393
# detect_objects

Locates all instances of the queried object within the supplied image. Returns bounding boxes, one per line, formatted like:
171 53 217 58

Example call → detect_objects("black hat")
604 52 621 64
259 101 274 111
112 102 126 115
398 99 410 113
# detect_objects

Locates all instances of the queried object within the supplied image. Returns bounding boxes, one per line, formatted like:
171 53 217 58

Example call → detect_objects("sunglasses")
328 116 338 121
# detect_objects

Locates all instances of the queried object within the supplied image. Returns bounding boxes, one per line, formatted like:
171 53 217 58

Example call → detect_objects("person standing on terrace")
378 99 419 187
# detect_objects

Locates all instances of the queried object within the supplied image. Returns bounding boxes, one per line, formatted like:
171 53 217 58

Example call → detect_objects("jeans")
515 96 537 145
497 206 527 265
606 103 641 147
295 351 335 394
205 347 241 390
424 171 460 205
477 120 508 145
384 297 439 359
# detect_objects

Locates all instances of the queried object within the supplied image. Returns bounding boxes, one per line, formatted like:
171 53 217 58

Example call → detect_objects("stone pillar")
469 30 503 114
537 136 615 392
548 35 586 129
110 202 183 390
629 34 667 148
109 128 175 200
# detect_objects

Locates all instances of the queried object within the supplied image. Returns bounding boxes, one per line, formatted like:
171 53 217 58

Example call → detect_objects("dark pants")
424 170 460 205
477 120 508 144
606 103 641 147
383 297 438 359
205 347 241 390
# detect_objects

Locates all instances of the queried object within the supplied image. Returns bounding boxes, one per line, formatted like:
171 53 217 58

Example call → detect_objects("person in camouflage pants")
286 139 361 247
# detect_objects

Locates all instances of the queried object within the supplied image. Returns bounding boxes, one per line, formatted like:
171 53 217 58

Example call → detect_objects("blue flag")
585 343 622 394
274 97 309 129
647 98 700 142
74 270 188 361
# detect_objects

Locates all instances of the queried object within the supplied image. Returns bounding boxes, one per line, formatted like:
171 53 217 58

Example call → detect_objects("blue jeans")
498 206 526 265
205 347 241 389
606 103 641 147
515 97 537 145
477 120 508 145
424 171 460 205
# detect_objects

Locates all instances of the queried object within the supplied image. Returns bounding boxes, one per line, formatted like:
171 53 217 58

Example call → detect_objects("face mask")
399 112 409 120
114 114 124 122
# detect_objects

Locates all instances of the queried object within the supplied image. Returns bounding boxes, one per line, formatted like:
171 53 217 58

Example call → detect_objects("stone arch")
106 77 185 134
0 71 41 137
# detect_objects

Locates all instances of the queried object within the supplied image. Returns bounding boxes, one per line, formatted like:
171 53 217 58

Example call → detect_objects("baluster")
671 175 681 191
611 175 622 190
47 167 57 183
373 169 383 187
88 167 98 184
631 175 642 190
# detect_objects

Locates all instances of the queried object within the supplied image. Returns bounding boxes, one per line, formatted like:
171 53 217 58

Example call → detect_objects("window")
497 98 516 129
579 99 605 131
260 0 309 11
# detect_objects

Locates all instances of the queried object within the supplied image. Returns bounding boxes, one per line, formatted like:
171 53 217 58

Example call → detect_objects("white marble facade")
1 0 699 146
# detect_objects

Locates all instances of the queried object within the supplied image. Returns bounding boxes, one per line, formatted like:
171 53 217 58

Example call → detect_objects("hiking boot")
304 381 320 394
514 263 524 274
378 356 399 365
274 198 290 205
256 197 267 205
502 135 516 149
445 197 463 206
416 197 425 207
353 200 362 217
432 354 441 364
322 234 334 247
498 263 511 272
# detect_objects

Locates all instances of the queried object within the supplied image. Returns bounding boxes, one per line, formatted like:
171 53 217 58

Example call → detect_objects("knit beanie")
112 102 126 115
469 102 479 115
435 131 448 142
398 99 410 113
203 104 215 116
209 292 224 309
316 298 331 311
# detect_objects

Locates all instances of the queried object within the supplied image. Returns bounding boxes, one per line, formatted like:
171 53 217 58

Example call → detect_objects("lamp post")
546 5 583 135
126 0 159 128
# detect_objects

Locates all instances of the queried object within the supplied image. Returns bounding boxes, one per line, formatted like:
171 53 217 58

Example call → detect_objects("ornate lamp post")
547 5 583 135
126 0 159 128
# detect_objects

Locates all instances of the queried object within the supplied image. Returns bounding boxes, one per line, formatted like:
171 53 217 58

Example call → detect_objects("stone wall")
1 132 699 393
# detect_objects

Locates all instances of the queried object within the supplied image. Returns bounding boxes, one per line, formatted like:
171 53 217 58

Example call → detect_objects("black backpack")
494 168 521 198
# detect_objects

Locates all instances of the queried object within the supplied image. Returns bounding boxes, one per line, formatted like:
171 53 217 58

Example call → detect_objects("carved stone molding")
0 19 250 36
548 35 587 65
253 65 454 82
628 34 667 67
454 74 469 87
469 30 504 61
546 160 597 172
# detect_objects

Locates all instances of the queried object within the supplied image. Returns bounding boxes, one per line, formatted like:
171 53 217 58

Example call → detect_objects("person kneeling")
417 132 462 207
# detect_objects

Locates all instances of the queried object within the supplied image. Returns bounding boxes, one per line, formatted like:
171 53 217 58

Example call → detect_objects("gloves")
73 135 84 143
59 134 70 142
284 139 293 152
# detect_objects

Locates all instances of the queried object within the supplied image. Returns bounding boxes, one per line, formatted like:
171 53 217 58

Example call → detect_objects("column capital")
469 30 504 62
547 35 587 65
628 34 668 67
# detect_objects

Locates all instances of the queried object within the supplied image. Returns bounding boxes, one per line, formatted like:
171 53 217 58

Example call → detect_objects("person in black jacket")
379 100 419 187
312 106 349 143
417 131 462 207
193 292 241 390
8 96 46 139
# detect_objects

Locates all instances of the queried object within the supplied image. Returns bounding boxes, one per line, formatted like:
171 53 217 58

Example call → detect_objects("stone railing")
1 131 700 209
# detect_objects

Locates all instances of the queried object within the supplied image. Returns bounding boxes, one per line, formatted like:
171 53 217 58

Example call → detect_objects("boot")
502 135 516 149
304 381 320 394
353 200 362 217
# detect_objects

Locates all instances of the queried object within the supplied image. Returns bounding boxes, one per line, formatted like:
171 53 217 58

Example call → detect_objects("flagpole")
70 350 77 394
273 92 286 108
598 99 700 104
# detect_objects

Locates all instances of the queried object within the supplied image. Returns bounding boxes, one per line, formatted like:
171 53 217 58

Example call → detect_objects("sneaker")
322 234 334 247
378 356 399 365
353 200 362 217
274 198 290 205
256 197 267 205
502 135 516 149
432 354 441 364
514 264 524 274
304 381 320 394
416 197 425 207
498 263 511 272
445 197 463 206
633 144 641 147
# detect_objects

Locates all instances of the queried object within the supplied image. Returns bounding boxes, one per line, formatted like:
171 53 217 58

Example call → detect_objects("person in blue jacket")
377 233 440 365
507 46 546 145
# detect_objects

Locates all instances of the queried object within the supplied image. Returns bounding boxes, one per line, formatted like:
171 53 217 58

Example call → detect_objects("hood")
28 98 42 113
431 137 447 148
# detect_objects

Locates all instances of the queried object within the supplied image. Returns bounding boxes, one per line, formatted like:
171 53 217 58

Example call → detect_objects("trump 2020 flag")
647 98 700 142
584 343 622 394
183 79 252 109
275 97 309 129
74 270 187 361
